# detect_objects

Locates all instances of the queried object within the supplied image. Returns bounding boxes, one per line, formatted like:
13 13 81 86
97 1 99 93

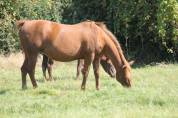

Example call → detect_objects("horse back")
18 20 105 61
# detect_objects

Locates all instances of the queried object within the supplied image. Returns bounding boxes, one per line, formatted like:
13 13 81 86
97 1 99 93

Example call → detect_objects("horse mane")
95 22 123 53
95 22 130 66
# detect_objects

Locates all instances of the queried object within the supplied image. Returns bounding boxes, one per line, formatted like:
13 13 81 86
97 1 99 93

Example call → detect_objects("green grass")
0 60 178 118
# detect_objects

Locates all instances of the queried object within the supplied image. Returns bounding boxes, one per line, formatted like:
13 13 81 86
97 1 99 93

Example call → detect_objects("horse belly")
44 43 82 62
43 25 91 61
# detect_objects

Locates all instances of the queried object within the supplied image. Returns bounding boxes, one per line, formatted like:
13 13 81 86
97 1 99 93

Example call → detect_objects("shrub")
106 0 178 62
0 0 177 63
0 0 63 54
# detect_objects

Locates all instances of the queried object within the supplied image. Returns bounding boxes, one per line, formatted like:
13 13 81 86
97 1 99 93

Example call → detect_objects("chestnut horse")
16 20 132 90
42 54 116 81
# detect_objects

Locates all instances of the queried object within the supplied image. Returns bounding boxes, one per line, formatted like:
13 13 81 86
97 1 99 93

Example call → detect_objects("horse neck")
104 41 128 72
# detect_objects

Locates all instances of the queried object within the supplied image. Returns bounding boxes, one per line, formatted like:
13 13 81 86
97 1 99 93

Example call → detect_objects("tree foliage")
0 0 63 54
66 0 178 63
0 0 177 63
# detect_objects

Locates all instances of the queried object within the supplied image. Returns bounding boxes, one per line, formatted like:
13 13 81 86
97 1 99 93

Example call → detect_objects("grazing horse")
42 54 116 81
16 20 132 90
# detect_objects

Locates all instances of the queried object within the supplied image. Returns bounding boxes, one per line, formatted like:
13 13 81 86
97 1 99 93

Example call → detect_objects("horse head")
100 56 116 78
116 64 132 87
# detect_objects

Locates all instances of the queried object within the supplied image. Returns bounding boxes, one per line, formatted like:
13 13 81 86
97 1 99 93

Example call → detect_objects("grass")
0 53 178 118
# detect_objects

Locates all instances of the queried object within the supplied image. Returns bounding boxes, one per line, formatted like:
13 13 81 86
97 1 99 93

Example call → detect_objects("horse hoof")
96 87 100 91
46 79 50 81
43 78 48 82
49 78 54 81
81 86 85 91
33 85 38 89
22 86 27 90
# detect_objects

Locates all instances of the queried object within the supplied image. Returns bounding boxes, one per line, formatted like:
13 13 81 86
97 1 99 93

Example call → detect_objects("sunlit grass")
0 54 178 118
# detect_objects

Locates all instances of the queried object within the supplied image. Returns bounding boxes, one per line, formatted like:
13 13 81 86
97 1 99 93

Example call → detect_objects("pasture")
0 53 178 118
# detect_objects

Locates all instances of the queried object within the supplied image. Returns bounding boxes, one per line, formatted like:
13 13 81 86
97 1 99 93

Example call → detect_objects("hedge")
0 0 177 63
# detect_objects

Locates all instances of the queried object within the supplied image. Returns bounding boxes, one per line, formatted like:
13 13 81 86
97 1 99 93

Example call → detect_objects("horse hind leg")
21 52 38 89
28 53 38 88
21 56 28 89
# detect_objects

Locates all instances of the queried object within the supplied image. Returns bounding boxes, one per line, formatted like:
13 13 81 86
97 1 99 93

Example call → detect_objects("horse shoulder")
93 25 106 53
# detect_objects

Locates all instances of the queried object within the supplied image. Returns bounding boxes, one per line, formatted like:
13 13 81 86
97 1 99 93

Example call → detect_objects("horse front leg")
81 53 95 90
93 57 100 90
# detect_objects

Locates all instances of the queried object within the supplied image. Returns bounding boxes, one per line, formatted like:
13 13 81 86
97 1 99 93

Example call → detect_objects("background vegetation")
0 0 178 63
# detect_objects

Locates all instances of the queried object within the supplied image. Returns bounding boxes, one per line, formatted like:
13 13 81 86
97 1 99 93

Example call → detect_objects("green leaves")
0 0 177 62
106 0 178 62
0 0 64 54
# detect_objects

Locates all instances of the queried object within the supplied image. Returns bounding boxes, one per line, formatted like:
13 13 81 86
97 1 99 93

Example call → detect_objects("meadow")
0 53 178 118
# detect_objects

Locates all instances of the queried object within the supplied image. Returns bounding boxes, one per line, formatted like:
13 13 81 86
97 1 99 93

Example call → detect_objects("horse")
16 19 132 90
42 54 116 81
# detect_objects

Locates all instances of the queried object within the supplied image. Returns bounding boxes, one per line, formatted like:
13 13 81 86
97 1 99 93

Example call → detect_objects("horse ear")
129 60 135 66
122 65 127 69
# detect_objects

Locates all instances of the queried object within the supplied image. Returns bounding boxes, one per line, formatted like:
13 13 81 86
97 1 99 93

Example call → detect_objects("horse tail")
16 20 27 54
16 20 26 30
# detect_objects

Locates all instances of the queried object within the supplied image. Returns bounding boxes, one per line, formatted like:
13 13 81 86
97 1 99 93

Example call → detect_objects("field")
0 53 178 118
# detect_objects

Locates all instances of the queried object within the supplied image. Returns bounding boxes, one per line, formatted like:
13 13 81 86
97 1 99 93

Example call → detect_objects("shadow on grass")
37 75 77 83
0 89 9 95
36 76 60 83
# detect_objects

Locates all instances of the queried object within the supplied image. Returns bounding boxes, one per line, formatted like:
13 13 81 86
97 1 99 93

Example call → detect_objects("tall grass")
0 53 178 118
